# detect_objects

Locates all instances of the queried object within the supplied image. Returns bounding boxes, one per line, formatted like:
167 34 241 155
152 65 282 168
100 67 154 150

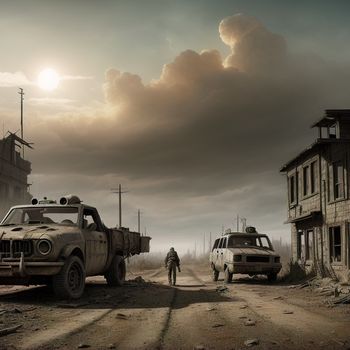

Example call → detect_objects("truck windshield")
227 235 272 250
1 207 79 226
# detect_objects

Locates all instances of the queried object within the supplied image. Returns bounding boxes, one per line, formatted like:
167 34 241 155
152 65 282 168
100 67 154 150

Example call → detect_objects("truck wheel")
267 272 278 282
52 255 86 299
224 267 233 283
105 255 126 286
212 268 219 282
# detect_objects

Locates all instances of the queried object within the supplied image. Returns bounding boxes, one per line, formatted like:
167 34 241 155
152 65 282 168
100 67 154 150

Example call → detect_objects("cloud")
0 71 32 87
219 14 287 73
26 14 350 248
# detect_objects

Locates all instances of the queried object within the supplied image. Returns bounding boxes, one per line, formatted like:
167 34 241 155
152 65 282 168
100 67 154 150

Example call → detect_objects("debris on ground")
116 313 128 320
244 339 259 347
216 286 228 293
206 306 217 311
293 277 350 306
283 310 294 314
77 344 90 349
239 305 248 309
128 276 146 284
0 324 23 337
57 302 89 309
212 323 224 328
244 319 256 326
193 345 207 350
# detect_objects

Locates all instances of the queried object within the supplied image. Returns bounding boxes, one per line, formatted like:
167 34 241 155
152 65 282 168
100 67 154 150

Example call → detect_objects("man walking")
165 247 180 286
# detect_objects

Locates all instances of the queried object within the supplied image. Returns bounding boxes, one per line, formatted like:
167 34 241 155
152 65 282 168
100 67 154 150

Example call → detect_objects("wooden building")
0 132 32 219
281 109 350 281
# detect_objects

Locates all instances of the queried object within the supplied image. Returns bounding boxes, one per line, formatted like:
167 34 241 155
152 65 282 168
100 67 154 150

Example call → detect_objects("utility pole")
18 88 24 157
209 232 212 252
137 209 141 233
236 214 239 232
111 184 129 228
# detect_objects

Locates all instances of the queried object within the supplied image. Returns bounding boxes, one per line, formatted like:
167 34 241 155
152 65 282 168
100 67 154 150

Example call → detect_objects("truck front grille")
0 240 33 258
246 256 269 263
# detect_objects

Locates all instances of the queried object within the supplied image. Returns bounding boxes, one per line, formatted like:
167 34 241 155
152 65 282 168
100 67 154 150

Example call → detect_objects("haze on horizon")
1 0 350 253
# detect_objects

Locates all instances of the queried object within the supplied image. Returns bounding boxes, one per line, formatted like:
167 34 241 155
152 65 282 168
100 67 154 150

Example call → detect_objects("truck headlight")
274 257 280 263
234 255 242 262
37 239 52 255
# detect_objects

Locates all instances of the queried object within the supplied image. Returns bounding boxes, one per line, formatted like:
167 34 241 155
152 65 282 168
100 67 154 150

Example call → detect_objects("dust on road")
0 265 350 350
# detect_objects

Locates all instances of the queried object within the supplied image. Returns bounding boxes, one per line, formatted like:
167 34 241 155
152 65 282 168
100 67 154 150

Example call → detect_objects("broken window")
310 161 317 194
297 230 305 260
303 166 309 196
333 161 344 199
305 230 314 260
329 124 337 138
329 226 342 263
288 173 297 205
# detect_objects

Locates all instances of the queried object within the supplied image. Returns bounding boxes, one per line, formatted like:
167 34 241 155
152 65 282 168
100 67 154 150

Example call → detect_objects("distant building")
281 109 350 281
0 132 32 219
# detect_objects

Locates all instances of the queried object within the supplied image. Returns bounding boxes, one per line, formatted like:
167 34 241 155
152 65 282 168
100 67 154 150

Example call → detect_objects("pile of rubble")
296 277 350 306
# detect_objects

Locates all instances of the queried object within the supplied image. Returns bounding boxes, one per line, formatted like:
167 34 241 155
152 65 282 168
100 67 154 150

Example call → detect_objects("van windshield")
227 235 272 250
1 207 79 226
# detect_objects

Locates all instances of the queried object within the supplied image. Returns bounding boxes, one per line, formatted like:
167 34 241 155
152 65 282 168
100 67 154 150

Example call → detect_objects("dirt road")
1 265 350 350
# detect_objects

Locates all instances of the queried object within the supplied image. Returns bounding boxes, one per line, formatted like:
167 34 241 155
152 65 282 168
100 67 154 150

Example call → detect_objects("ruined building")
0 132 32 219
281 109 350 281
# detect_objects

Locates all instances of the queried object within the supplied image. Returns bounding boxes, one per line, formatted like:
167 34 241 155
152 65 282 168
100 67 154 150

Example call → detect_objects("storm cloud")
25 14 350 250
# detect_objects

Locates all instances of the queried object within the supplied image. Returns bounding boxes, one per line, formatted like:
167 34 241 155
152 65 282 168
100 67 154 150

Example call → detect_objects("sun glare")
38 68 60 91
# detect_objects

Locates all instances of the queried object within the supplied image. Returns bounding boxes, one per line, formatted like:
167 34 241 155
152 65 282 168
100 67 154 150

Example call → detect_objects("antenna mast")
18 88 24 157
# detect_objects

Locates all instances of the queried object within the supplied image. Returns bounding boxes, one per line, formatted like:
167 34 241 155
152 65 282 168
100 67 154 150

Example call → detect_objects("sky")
1 0 350 253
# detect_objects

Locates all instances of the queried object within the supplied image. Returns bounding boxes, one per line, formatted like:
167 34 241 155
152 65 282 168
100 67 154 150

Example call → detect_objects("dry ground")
0 264 350 350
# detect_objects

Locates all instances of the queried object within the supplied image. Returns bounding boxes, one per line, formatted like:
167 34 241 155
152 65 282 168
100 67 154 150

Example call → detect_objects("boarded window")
329 226 342 263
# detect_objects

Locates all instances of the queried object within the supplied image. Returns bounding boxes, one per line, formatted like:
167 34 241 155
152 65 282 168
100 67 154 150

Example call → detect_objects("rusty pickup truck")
0 195 151 299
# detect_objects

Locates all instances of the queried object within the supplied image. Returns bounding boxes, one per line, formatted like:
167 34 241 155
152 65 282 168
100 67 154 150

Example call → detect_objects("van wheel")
224 267 233 283
52 256 86 299
105 255 126 286
212 268 219 282
267 272 278 282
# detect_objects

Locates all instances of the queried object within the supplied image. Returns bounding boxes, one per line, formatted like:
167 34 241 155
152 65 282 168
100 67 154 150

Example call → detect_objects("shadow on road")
0 280 236 311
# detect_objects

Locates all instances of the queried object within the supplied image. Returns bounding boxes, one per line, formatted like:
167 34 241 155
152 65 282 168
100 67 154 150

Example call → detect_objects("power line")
18 88 24 158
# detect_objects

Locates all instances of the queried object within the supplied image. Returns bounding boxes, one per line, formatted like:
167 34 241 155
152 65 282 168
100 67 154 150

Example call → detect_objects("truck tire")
224 267 233 283
267 272 278 282
212 268 219 282
105 255 126 286
52 255 86 299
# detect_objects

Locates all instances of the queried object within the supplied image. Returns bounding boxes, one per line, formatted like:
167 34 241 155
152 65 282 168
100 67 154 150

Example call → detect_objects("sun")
38 68 60 91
